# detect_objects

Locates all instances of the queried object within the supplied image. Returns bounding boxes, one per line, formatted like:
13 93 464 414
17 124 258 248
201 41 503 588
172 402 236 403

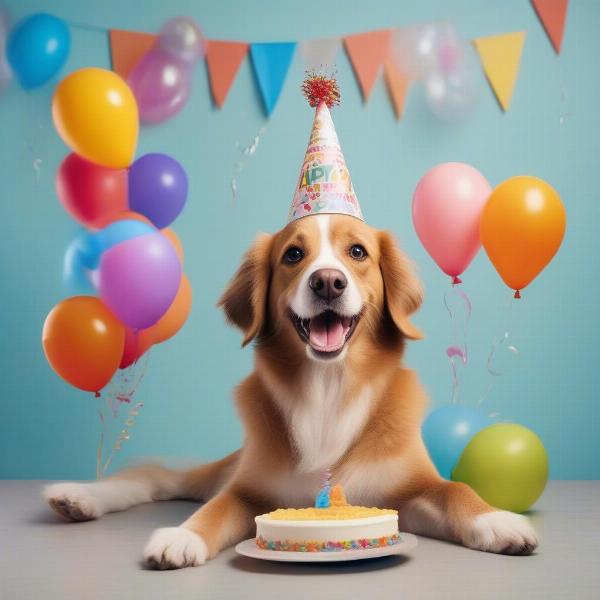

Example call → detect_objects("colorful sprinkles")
256 533 402 552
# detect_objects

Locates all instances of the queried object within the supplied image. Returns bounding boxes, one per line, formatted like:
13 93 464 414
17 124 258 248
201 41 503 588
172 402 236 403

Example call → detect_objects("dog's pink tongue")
309 313 344 351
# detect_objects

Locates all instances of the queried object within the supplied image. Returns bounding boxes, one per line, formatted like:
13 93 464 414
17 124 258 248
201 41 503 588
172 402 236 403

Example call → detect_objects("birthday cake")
255 484 401 553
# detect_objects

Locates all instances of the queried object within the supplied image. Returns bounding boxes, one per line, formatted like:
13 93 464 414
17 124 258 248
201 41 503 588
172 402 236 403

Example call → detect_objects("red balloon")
56 153 128 229
119 328 152 369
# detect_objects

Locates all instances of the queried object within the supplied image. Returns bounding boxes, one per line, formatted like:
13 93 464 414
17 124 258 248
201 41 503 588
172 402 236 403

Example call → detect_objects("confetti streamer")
231 125 267 203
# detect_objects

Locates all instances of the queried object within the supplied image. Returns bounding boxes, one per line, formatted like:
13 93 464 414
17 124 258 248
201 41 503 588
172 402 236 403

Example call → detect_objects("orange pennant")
206 40 249 107
344 29 392 101
473 32 526 111
109 29 157 80
383 60 410 119
531 0 569 53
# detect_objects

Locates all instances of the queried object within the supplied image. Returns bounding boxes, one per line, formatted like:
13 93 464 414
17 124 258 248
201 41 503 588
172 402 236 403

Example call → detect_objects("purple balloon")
128 46 191 124
129 153 188 228
99 232 181 330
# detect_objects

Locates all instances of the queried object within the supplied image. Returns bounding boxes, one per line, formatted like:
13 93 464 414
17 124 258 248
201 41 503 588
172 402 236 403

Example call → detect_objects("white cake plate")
235 533 417 563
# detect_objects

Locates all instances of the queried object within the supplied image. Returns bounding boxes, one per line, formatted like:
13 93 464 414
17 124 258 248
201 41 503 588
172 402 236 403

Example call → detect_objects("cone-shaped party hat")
288 75 364 223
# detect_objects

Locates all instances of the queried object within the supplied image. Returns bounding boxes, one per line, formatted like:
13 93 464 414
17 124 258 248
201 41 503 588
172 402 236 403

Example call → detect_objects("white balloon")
425 67 478 121
159 17 205 65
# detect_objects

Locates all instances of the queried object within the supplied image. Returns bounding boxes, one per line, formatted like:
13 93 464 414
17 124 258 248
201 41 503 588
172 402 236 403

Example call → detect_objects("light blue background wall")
1 0 598 479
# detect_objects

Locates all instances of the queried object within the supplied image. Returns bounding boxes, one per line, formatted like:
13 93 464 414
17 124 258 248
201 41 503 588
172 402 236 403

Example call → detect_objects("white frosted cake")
255 485 401 553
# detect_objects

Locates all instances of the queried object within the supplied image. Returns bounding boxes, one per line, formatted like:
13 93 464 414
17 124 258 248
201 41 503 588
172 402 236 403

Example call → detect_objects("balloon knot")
452 276 462 285
514 290 521 299
94 391 101 398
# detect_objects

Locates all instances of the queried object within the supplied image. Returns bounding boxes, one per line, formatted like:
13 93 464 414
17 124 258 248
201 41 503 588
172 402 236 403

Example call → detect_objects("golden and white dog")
45 213 538 569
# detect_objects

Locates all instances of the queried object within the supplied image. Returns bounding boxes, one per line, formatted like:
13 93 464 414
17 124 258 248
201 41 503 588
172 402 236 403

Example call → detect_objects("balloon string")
95 352 150 479
444 283 472 404
231 125 267 204
478 293 519 408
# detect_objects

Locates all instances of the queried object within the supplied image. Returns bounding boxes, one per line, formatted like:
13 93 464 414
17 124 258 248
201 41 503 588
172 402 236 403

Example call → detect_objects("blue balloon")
422 406 491 479
63 221 155 292
7 13 70 89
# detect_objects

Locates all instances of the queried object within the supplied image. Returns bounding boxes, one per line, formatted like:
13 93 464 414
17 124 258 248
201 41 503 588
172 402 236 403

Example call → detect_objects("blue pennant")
250 42 296 116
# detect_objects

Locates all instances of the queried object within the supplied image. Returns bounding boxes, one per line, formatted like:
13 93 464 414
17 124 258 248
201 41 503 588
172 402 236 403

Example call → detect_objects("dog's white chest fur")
280 365 373 474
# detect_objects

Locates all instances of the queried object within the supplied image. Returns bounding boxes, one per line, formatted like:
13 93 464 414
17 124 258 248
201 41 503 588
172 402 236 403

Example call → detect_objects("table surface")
1 481 599 600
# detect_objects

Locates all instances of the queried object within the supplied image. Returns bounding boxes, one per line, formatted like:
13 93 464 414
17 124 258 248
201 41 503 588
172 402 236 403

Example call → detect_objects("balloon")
161 228 184 266
422 406 491 479
52 68 138 168
413 163 492 282
42 296 125 392
481 176 566 297
99 232 182 329
140 274 192 346
120 328 153 369
0 8 12 93
7 13 69 89
63 233 96 294
128 47 191 124
129 153 188 228
159 17 205 65
97 210 152 229
56 153 128 228
391 24 443 80
452 423 548 513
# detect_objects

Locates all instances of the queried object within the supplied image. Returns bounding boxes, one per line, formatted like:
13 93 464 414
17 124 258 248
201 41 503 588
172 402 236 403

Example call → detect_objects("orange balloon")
162 228 184 266
43 296 125 392
481 176 566 296
140 274 192 346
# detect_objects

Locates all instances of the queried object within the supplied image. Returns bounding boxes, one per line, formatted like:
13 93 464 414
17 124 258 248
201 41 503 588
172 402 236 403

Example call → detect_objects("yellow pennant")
473 32 526 111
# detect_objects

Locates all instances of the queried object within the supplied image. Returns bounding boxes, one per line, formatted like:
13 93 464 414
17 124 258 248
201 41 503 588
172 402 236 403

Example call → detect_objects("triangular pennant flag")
109 29 157 80
473 32 526 111
300 38 340 71
344 29 392 101
531 0 569 53
205 40 248 108
250 42 296 116
383 59 410 119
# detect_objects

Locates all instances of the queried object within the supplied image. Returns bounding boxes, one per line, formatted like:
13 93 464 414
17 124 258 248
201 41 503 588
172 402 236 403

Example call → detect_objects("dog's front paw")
44 482 104 522
143 527 208 570
462 510 538 555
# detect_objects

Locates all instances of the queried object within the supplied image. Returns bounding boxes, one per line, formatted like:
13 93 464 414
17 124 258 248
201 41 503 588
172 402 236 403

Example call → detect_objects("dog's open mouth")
290 310 360 358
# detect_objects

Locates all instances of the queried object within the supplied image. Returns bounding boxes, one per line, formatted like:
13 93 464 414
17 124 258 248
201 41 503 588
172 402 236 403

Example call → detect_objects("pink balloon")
128 46 191 124
98 232 181 330
412 163 491 281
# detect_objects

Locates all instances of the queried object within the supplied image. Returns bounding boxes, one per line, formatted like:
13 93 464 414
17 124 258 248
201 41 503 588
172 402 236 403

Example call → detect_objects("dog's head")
219 214 423 363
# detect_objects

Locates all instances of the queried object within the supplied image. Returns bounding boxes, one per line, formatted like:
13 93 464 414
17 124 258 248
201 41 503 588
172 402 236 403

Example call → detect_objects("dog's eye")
283 246 304 264
349 244 367 261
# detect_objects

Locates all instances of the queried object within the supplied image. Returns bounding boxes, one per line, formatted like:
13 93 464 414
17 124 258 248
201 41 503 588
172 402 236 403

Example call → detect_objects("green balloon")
451 423 548 513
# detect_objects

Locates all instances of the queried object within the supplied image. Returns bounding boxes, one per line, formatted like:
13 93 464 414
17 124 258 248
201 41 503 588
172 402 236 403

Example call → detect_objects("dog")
45 213 538 569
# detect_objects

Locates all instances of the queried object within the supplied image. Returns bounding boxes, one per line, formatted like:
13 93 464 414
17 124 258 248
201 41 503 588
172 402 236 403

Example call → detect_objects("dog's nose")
309 269 347 301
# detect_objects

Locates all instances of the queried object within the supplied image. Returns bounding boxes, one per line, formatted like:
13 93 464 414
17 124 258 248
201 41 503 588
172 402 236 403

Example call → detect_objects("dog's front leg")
143 488 261 570
397 479 538 555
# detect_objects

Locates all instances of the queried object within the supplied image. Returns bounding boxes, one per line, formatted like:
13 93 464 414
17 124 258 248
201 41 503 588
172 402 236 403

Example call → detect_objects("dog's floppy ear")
218 233 273 346
378 230 424 340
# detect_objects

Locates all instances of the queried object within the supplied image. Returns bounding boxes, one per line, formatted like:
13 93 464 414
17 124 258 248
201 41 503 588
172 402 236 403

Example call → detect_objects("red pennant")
531 0 569 54
109 29 157 80
383 60 410 119
344 30 392 101
206 40 249 108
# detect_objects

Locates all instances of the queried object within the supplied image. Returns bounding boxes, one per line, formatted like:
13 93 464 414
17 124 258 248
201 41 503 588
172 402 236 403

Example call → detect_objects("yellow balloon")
52 68 138 168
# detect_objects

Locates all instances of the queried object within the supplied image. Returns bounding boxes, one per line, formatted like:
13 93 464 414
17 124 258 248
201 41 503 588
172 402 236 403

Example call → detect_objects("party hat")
288 75 364 223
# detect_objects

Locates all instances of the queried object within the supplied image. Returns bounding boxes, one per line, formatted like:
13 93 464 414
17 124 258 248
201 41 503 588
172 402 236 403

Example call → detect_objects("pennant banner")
531 0 568 54
300 38 340 71
344 29 392 101
250 42 296 116
109 29 157 80
473 32 526 111
383 60 410 120
206 40 248 108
